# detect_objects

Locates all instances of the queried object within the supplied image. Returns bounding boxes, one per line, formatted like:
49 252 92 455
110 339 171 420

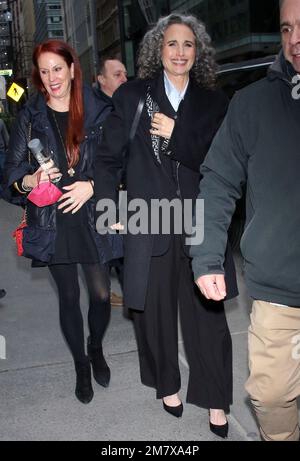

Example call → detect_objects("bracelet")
13 181 26 195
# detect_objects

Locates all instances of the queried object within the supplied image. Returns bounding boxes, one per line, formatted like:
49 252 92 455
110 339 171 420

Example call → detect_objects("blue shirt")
164 71 189 112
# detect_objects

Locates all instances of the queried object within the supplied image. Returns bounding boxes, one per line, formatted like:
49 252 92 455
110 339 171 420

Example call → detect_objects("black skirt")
49 203 99 265
47 107 98 266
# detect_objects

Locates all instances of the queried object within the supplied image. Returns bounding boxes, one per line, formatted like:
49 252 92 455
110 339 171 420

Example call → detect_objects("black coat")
3 85 120 264
94 73 238 310
93 84 113 108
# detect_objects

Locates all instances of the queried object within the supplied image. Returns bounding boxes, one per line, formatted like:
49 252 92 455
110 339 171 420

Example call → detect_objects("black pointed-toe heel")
75 360 94 404
87 337 111 388
163 401 183 418
209 421 228 439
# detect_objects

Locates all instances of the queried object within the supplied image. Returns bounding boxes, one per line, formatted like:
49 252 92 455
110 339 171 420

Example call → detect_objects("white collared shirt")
164 71 189 112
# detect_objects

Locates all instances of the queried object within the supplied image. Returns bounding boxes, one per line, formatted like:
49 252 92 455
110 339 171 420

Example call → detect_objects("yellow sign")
7 82 25 102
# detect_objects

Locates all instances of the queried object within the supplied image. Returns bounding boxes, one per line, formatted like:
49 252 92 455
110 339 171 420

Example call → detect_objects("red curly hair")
32 40 84 168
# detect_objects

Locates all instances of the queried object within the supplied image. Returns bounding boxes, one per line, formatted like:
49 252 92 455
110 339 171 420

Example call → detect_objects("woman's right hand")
23 166 62 189
150 113 175 139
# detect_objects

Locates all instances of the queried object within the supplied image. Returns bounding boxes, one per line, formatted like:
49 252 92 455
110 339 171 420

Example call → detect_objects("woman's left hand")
57 181 94 214
150 113 175 139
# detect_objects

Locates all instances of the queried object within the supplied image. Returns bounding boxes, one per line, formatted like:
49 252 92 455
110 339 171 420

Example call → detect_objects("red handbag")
12 212 27 256
12 122 30 257
27 175 62 207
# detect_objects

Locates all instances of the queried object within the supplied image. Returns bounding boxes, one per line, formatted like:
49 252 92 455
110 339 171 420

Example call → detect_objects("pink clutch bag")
27 177 62 207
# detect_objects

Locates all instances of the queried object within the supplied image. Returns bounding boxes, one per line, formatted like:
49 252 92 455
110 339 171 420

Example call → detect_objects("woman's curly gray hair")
137 13 217 88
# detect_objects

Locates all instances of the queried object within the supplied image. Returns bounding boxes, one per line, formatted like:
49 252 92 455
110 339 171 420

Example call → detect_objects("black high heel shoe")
209 421 228 439
163 401 183 418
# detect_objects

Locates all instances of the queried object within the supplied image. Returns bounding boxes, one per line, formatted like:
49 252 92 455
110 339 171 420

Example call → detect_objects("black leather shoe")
0 289 6 299
209 421 228 439
87 337 110 387
163 401 183 418
75 360 94 404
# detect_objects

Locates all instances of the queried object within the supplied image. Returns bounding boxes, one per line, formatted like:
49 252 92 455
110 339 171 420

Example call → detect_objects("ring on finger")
69 198 75 204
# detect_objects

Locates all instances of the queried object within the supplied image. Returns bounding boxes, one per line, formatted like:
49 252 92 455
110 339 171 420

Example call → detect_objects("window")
49 30 64 37
218 55 276 98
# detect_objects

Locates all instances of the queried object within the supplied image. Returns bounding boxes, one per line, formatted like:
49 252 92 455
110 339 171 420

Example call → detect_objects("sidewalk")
0 199 269 441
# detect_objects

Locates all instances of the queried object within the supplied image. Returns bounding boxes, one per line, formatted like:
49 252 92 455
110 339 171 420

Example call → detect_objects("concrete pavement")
0 198 288 441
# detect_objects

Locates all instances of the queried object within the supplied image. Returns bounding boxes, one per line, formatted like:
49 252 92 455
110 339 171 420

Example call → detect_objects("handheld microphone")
28 138 60 182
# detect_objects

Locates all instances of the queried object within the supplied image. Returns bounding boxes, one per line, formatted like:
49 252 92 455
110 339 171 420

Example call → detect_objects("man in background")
95 56 127 102
94 56 127 307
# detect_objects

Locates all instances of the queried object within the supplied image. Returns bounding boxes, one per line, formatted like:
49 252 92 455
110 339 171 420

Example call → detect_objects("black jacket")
191 52 300 307
3 85 118 264
93 84 113 108
94 73 237 310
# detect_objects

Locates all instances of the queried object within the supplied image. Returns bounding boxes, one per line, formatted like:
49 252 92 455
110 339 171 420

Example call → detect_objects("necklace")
50 108 75 177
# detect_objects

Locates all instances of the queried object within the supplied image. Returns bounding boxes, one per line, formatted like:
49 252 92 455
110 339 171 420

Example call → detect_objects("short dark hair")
98 55 122 75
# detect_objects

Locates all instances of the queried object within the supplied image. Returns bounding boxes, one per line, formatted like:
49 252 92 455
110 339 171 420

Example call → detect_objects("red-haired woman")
3 40 118 404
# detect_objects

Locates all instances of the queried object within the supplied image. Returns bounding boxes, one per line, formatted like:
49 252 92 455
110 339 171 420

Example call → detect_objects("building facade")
10 0 35 89
173 0 280 62
4 0 281 91
62 0 124 83
21 0 36 85
63 0 99 83
34 0 64 44
0 0 35 107
0 1 11 73
95 0 121 61
118 0 281 73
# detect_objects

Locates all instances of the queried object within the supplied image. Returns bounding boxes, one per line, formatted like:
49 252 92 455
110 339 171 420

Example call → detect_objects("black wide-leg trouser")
132 235 233 412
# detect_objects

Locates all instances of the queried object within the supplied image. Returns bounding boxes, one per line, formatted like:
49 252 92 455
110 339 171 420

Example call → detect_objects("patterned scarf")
145 89 171 165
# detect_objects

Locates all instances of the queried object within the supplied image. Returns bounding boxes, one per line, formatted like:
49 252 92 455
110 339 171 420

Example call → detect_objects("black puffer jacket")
3 85 120 264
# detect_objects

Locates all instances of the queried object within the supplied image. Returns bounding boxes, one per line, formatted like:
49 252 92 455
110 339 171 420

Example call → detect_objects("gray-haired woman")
94 13 238 438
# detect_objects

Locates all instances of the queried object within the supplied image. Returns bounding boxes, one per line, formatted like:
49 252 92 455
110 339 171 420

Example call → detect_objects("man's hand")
196 274 227 301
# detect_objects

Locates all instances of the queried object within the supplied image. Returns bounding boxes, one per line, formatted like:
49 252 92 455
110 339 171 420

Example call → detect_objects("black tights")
49 263 110 363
